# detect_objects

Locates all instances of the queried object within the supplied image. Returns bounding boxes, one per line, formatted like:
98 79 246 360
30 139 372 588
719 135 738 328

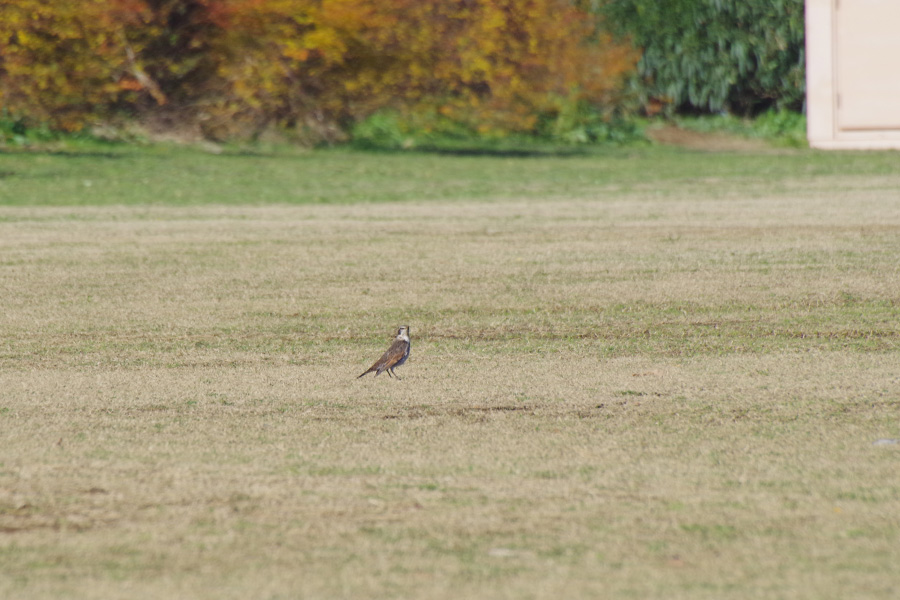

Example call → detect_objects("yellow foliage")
0 0 636 139
211 0 636 138
0 0 155 130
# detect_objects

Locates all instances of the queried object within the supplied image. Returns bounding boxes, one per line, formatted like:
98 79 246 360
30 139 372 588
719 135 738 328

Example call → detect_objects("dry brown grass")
2 182 900 598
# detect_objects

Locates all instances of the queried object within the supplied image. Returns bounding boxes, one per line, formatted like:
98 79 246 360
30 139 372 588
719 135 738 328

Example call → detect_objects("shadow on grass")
1 147 131 160
350 143 646 159
414 144 594 158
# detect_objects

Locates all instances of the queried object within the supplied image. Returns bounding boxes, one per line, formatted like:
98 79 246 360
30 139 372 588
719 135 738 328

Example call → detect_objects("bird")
358 325 410 380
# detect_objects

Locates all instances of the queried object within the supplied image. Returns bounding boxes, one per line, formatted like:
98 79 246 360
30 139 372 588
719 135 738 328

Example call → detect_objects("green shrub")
600 0 805 115
0 111 65 146
350 112 409 150
751 109 805 144
350 104 647 152
536 98 646 145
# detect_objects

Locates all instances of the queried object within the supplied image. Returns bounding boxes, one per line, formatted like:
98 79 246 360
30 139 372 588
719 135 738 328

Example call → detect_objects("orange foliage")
0 0 636 139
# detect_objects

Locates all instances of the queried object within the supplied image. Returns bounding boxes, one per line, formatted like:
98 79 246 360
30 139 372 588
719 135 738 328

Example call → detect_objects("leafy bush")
0 110 82 146
535 98 645 145
0 111 28 145
350 112 409 150
350 103 647 152
600 0 805 115
751 109 805 143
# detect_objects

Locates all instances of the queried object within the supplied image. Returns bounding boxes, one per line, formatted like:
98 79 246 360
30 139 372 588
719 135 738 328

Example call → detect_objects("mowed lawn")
1 144 899 599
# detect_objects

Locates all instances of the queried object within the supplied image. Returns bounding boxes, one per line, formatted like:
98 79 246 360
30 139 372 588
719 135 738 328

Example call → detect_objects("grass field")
1 142 899 599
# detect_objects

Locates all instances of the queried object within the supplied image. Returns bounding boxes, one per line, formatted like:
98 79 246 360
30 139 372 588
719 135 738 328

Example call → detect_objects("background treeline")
0 0 804 145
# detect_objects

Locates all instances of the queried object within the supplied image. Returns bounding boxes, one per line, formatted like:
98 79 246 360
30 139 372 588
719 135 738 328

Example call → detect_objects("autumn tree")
0 0 141 130
0 0 636 141
0 0 230 132
208 0 636 140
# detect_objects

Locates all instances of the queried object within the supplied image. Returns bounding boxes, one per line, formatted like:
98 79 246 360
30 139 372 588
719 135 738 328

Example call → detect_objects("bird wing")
374 338 409 372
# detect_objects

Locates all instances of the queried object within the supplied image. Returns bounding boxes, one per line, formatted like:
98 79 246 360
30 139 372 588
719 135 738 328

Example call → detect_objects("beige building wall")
806 0 900 149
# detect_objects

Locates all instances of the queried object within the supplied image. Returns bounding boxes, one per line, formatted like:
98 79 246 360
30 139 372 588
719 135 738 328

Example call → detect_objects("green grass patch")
1 141 899 207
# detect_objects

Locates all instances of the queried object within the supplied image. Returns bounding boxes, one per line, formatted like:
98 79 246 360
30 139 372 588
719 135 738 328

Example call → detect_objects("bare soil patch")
647 124 775 152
